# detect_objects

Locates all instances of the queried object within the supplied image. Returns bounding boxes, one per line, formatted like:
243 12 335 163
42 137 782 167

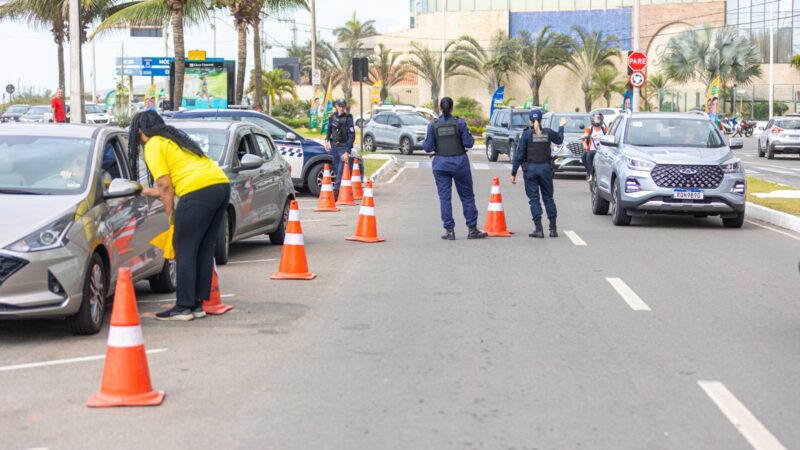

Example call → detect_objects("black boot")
467 227 488 239
441 228 455 240
529 219 544 238
549 218 558 238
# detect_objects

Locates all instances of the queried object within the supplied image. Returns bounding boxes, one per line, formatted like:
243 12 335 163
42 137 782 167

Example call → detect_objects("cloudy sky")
0 0 409 99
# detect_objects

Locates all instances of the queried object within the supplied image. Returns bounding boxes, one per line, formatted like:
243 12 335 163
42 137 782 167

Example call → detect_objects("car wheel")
767 143 775 160
363 134 376 152
67 253 106 335
722 211 745 228
757 139 765 157
507 142 515 162
486 139 498 162
215 210 231 265
745 129 753 138
610 180 632 226
590 173 610 215
400 137 413 155
268 199 290 245
307 162 335 197
148 258 177 294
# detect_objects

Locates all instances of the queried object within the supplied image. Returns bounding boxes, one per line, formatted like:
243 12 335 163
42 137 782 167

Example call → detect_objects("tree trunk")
170 5 185 111
583 80 592 112
380 86 388 102
252 18 263 110
235 17 247 104
54 22 65 107
605 95 611 107
431 83 439 115
530 78 540 106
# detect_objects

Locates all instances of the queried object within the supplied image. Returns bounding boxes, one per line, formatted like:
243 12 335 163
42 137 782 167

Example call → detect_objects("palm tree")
642 72 670 111
368 44 411 102
661 25 761 94
212 0 254 104
588 67 626 107
333 11 377 44
514 27 572 106
450 31 519 95
247 68 297 114
564 26 620 112
407 41 462 115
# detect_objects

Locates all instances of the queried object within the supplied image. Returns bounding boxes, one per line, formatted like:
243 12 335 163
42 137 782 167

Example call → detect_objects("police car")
163 109 362 196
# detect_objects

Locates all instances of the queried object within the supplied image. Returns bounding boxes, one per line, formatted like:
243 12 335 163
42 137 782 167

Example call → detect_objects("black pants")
584 150 596 173
173 183 230 308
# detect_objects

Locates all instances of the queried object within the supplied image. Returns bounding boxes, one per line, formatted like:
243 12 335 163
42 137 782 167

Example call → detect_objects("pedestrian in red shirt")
51 88 65 123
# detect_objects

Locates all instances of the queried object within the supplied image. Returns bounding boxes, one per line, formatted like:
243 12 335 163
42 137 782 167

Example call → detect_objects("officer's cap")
334 98 347 106
529 108 543 122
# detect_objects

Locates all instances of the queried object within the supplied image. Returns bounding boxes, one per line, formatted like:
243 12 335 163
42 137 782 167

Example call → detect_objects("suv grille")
651 164 724 189
567 142 583 157
0 255 27 286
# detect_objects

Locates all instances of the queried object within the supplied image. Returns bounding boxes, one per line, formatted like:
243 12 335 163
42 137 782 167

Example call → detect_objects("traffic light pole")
632 0 640 113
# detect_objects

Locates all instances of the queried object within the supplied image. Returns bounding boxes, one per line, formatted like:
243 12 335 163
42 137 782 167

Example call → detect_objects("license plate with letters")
673 189 704 200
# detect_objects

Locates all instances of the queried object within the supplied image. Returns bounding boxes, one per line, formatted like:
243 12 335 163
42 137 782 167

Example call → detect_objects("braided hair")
128 110 205 177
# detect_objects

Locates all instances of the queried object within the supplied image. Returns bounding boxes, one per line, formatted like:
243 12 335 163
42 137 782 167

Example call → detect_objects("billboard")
170 60 235 109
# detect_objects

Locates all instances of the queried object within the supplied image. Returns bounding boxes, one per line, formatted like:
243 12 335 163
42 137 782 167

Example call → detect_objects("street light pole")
632 0 640 113
68 0 84 123
310 0 317 85
768 2 774 119
440 0 446 102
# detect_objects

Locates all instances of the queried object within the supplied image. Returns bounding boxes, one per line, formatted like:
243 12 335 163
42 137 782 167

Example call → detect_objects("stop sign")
628 51 647 72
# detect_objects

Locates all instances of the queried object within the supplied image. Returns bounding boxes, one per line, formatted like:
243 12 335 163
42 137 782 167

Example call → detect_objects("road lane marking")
605 278 651 311
0 348 167 373
698 381 787 450
229 258 278 264
472 163 490 170
405 161 420 169
745 220 800 241
386 166 407 184
563 230 587 246
747 170 761 174
752 166 795 175
138 294 236 304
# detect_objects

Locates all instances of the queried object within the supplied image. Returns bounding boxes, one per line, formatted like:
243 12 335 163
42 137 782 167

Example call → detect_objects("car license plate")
673 189 704 200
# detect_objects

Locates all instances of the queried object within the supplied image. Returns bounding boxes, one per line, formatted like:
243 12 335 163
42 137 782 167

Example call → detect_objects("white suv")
356 105 435 128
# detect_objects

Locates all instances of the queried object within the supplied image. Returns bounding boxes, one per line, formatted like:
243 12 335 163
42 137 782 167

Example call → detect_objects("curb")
367 155 398 183
745 202 800 233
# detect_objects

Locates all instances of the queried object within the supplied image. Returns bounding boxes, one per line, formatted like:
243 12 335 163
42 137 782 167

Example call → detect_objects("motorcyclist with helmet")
582 111 608 183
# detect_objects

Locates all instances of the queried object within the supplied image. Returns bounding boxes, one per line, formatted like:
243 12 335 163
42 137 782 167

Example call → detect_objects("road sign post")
630 71 646 89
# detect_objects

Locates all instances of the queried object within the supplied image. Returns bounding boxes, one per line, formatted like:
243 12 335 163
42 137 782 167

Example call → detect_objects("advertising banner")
490 86 505 120
705 76 721 128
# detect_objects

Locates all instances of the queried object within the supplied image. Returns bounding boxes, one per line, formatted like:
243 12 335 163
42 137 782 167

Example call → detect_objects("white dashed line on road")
751 166 795 175
472 163 490 170
386 166 407 184
746 220 800 241
405 161 420 169
605 278 651 311
0 348 168 373
563 230 587 246
698 380 787 450
227 258 278 265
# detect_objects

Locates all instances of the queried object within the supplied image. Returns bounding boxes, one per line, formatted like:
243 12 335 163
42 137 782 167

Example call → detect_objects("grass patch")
362 158 387 180
746 176 800 216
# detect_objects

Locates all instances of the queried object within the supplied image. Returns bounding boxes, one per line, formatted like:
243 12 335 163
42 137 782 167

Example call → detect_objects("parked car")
590 107 623 125
544 112 591 173
164 109 362 196
484 108 530 161
0 124 175 334
362 111 429 155
589 112 746 227
19 105 51 123
757 117 800 159
356 104 436 128
1 104 31 123
167 120 295 264
85 103 112 124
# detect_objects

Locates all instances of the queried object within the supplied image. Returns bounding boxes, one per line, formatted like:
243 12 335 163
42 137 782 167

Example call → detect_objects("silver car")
757 117 800 159
0 124 175 334
589 113 747 228
544 112 592 173
362 111 429 155
19 105 52 123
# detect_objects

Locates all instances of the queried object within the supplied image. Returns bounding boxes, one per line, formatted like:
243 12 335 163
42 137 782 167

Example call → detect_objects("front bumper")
553 156 586 172
619 172 746 217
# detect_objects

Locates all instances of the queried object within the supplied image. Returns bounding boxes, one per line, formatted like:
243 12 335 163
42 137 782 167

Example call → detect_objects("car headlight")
721 159 742 174
6 214 74 252
626 156 655 171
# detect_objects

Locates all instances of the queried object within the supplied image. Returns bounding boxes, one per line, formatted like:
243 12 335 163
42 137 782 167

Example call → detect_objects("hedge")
274 116 309 128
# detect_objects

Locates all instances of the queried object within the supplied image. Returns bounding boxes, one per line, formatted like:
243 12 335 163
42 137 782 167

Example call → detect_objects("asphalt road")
734 136 800 187
1 152 799 449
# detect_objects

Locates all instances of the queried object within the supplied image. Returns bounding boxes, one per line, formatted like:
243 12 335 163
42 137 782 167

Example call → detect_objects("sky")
0 0 410 101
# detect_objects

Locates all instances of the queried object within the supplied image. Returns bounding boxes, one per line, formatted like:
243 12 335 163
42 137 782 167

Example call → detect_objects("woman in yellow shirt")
128 110 230 321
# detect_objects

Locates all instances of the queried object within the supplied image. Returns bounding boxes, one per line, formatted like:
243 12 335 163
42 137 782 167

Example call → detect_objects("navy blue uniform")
325 113 356 192
512 127 564 223
422 115 477 230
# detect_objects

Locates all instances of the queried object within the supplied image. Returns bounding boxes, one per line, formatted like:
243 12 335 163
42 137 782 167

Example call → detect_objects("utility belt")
331 141 348 148
522 159 555 172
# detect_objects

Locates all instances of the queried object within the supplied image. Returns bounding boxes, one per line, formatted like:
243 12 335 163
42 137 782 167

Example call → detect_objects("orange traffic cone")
336 159 357 206
314 164 340 212
346 181 385 243
271 200 316 280
483 177 513 237
203 263 233 315
87 268 165 407
351 161 364 200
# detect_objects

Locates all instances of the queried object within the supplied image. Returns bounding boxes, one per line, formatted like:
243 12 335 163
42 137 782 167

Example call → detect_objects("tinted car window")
511 113 528 127
775 120 800 129
85 104 104 114
374 114 389 125
176 129 228 163
0 136 93 194
254 134 275 160
242 116 289 140
399 114 429 126
6 105 29 114
555 115 590 133
387 115 401 126
625 118 724 148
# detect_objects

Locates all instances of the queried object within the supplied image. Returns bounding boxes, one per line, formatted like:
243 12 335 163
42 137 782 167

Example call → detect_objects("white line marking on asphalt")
746 220 800 241
0 348 168 373
472 163 490 170
229 258 278 265
386 166 407 184
752 166 795 175
606 278 651 311
503 163 512 170
747 170 761 174
137 294 236 304
698 381 787 450
563 230 587 246
405 161 420 169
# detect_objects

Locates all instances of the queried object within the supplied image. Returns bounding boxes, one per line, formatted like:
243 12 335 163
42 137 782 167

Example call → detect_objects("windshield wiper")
0 189 50 195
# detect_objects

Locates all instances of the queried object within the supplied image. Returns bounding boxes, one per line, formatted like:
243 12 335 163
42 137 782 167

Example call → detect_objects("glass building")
726 0 797 63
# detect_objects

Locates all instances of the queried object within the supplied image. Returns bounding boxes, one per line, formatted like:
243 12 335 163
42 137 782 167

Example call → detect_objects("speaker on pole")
352 57 369 83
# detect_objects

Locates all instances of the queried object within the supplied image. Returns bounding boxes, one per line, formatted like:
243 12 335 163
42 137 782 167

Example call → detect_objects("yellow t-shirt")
144 135 229 197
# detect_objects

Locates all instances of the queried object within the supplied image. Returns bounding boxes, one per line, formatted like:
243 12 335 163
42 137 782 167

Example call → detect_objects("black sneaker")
192 305 207 319
155 306 194 321
467 227 488 239
441 229 455 240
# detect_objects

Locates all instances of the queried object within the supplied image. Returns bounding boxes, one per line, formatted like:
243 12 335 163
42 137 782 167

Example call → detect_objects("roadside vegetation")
746 176 800 216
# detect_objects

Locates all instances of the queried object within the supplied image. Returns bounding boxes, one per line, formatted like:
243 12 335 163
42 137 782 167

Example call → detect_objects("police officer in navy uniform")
325 98 356 196
423 97 488 240
511 109 566 238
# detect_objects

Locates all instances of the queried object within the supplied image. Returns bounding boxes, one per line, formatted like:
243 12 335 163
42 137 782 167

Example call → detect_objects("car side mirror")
285 132 298 141
599 135 617 147
103 179 143 199
233 153 265 172
729 137 744 150
501 122 509 128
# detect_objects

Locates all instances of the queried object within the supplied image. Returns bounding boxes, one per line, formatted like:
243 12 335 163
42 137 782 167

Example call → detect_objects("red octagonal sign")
628 51 647 72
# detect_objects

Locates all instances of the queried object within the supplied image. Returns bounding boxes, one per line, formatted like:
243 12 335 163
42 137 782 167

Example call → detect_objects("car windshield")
774 120 800 130
399 114 429 126
555 115 590 133
26 106 50 115
171 128 228 163
511 113 529 127
240 116 298 140
0 136 94 194
625 118 724 148
6 106 29 114
85 104 104 114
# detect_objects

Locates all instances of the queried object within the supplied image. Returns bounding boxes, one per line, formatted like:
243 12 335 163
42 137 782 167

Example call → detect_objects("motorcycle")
719 117 735 135
739 119 756 137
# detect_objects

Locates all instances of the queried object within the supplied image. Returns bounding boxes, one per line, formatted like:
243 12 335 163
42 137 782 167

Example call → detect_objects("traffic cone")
351 161 364 200
87 268 165 408
271 200 316 280
346 181 385 243
314 164 340 212
336 159 357 206
202 263 233 315
483 177 513 237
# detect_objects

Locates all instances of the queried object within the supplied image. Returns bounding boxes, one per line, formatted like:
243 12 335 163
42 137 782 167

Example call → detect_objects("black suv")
484 108 530 161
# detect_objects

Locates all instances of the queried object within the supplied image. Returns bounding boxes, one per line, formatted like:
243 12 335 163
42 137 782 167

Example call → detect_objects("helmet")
529 108 543 123
334 98 347 107
591 112 604 126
